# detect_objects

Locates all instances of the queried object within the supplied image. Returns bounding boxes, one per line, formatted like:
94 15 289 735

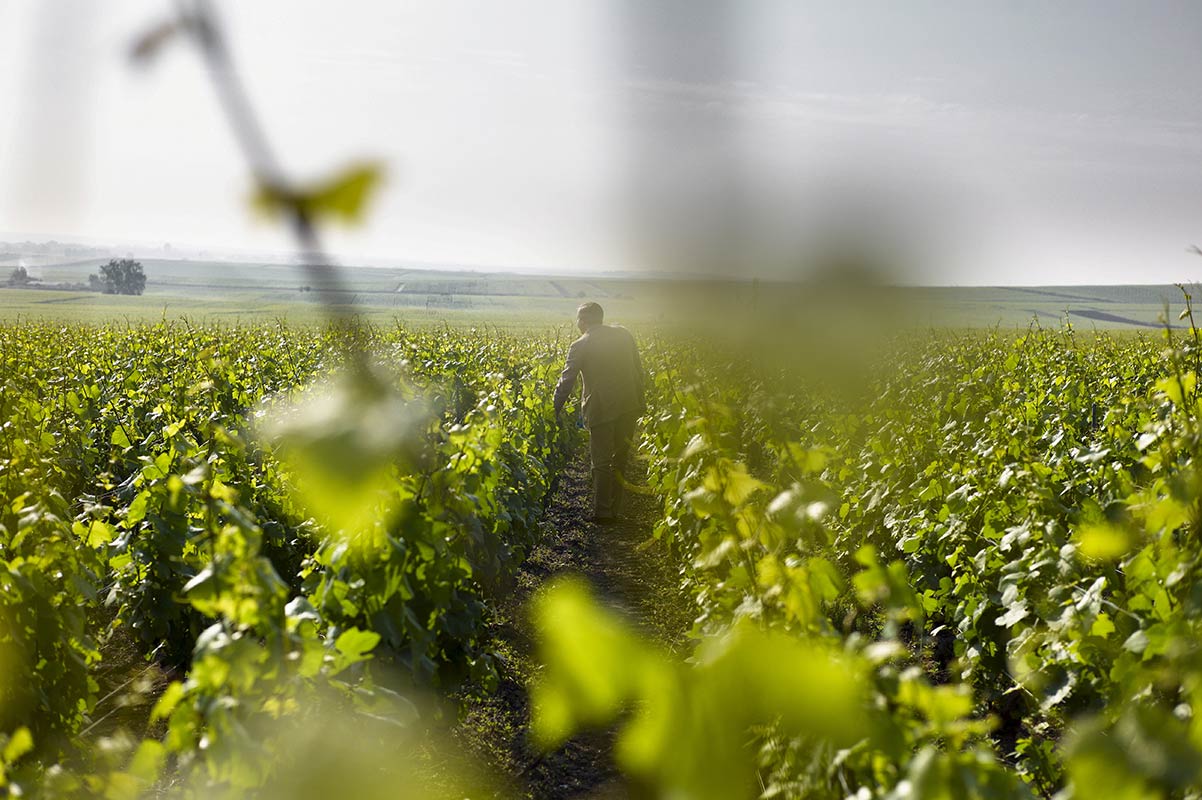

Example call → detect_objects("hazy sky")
3 1 1202 284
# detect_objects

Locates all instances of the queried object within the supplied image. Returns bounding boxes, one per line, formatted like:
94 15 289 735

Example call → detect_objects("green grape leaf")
253 162 384 225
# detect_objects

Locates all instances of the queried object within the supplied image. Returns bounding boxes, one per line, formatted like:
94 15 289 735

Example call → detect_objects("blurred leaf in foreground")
530 578 868 800
257 366 428 546
173 698 497 800
530 578 666 748
1062 708 1202 800
252 163 385 225
1074 521 1135 562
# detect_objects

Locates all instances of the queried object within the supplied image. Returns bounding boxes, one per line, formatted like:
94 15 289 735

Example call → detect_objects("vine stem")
177 0 367 366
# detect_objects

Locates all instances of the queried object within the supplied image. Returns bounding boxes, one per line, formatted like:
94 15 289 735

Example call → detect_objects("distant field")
914 284 1192 330
2 259 669 324
0 257 1194 329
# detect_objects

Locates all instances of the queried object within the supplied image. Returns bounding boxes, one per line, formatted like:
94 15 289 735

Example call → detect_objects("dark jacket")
553 324 645 427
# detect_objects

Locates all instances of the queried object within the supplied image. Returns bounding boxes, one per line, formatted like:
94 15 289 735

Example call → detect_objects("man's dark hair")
577 302 604 324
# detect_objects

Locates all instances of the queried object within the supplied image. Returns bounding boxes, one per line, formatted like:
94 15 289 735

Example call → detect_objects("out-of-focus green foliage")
9 311 1202 799
531 578 867 800
637 322 1202 797
0 320 570 795
258 365 429 543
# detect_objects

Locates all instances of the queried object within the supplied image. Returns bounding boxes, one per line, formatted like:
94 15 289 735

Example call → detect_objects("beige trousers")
588 412 639 518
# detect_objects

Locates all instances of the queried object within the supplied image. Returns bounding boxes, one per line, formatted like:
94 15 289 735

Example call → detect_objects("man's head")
576 302 604 333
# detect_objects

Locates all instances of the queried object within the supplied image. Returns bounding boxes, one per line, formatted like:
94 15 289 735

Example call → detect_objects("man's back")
554 323 644 427
553 303 644 522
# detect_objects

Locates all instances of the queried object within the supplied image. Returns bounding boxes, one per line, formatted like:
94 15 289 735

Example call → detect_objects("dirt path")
454 448 693 799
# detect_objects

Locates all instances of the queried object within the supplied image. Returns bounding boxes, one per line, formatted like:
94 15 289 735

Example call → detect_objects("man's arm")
553 340 582 414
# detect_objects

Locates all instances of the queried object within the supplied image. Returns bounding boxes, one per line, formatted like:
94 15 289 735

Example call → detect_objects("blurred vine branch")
132 0 384 356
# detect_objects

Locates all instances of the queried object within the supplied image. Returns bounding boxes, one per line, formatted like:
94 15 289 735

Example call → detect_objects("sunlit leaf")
252 162 385 225
334 628 381 663
2 727 32 764
1075 522 1134 561
150 682 186 723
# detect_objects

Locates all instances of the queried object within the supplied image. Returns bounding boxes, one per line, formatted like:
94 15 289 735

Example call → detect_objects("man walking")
553 302 646 523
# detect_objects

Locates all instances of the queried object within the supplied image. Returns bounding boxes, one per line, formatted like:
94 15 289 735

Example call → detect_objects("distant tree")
8 266 28 285
92 259 146 295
